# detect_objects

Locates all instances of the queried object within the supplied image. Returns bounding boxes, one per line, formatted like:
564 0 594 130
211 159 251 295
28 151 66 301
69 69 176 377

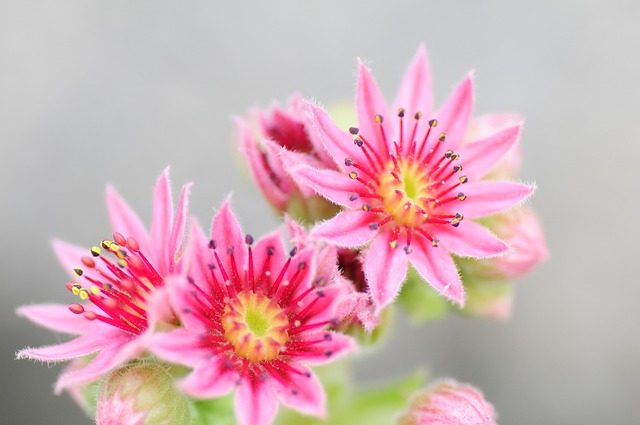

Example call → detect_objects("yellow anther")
429 119 438 127
101 239 112 249
431 239 439 247
349 171 358 180
78 289 89 300
71 284 81 296
389 240 398 249
450 153 460 161
439 133 447 142
90 246 101 257
457 193 467 201
117 259 127 268
459 175 468 184
414 112 422 120
90 286 101 295
375 114 384 123
109 242 120 252
73 267 83 277
362 203 372 212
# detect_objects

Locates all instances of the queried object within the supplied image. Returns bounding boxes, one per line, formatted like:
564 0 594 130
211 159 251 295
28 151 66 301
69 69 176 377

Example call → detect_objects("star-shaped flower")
282 45 534 311
17 169 191 392
148 200 356 425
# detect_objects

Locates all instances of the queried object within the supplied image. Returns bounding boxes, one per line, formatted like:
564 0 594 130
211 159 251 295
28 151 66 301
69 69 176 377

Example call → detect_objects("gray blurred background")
1 1 638 423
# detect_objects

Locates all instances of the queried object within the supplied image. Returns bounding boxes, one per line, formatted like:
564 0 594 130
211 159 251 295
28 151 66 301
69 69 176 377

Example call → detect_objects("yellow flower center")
221 291 289 363
379 158 433 227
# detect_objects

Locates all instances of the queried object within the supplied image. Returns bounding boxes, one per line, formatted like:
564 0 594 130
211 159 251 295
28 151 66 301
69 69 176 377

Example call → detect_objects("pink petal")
16 304 107 335
301 100 367 170
459 181 535 218
237 117 290 210
269 141 321 197
393 44 433 153
181 219 214 289
430 73 474 154
150 168 174 275
299 331 358 366
210 198 247 280
410 234 464 306
433 221 510 259
106 185 149 253
168 277 209 333
364 229 409 312
283 159 363 208
235 377 278 425
17 329 131 362
180 358 237 399
311 210 378 247
285 214 309 247
54 344 133 393
356 60 392 153
276 367 326 418
460 124 522 179
147 329 208 368
169 182 192 272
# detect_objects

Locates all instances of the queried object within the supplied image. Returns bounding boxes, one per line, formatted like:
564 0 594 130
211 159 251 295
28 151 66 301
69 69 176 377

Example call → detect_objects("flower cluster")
18 45 545 424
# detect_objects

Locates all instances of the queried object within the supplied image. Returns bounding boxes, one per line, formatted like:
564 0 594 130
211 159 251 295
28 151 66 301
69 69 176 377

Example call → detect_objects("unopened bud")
96 363 190 425
397 380 497 425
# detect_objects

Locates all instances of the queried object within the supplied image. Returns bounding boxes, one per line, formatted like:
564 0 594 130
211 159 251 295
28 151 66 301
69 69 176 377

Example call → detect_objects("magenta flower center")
345 111 468 253
66 233 164 335
221 291 289 363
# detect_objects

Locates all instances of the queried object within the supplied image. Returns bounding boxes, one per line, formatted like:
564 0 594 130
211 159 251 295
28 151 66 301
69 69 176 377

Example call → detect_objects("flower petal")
433 221 510 259
54 344 134 393
393 44 433 154
150 168 174 275
16 304 107 335
169 182 192 272
301 100 365 170
410 234 464 306
210 198 247 281
16 329 131 362
311 210 378 247
168 276 210 333
181 358 238 399
235 376 279 425
237 117 290 210
459 181 535 218
106 184 149 253
430 73 474 154
356 60 392 153
460 124 522 179
364 229 409 312
282 159 362 208
275 367 326 418
148 329 208 368
298 331 358 366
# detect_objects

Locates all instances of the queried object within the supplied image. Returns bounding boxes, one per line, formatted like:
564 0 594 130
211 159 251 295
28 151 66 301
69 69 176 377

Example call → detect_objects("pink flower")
282 45 534 310
236 94 340 222
397 379 497 425
148 200 356 425
16 169 191 393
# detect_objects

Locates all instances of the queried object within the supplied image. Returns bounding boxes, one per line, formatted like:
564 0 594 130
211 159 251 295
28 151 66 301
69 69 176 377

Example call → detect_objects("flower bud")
96 363 190 425
461 207 547 282
235 94 340 223
397 380 497 425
